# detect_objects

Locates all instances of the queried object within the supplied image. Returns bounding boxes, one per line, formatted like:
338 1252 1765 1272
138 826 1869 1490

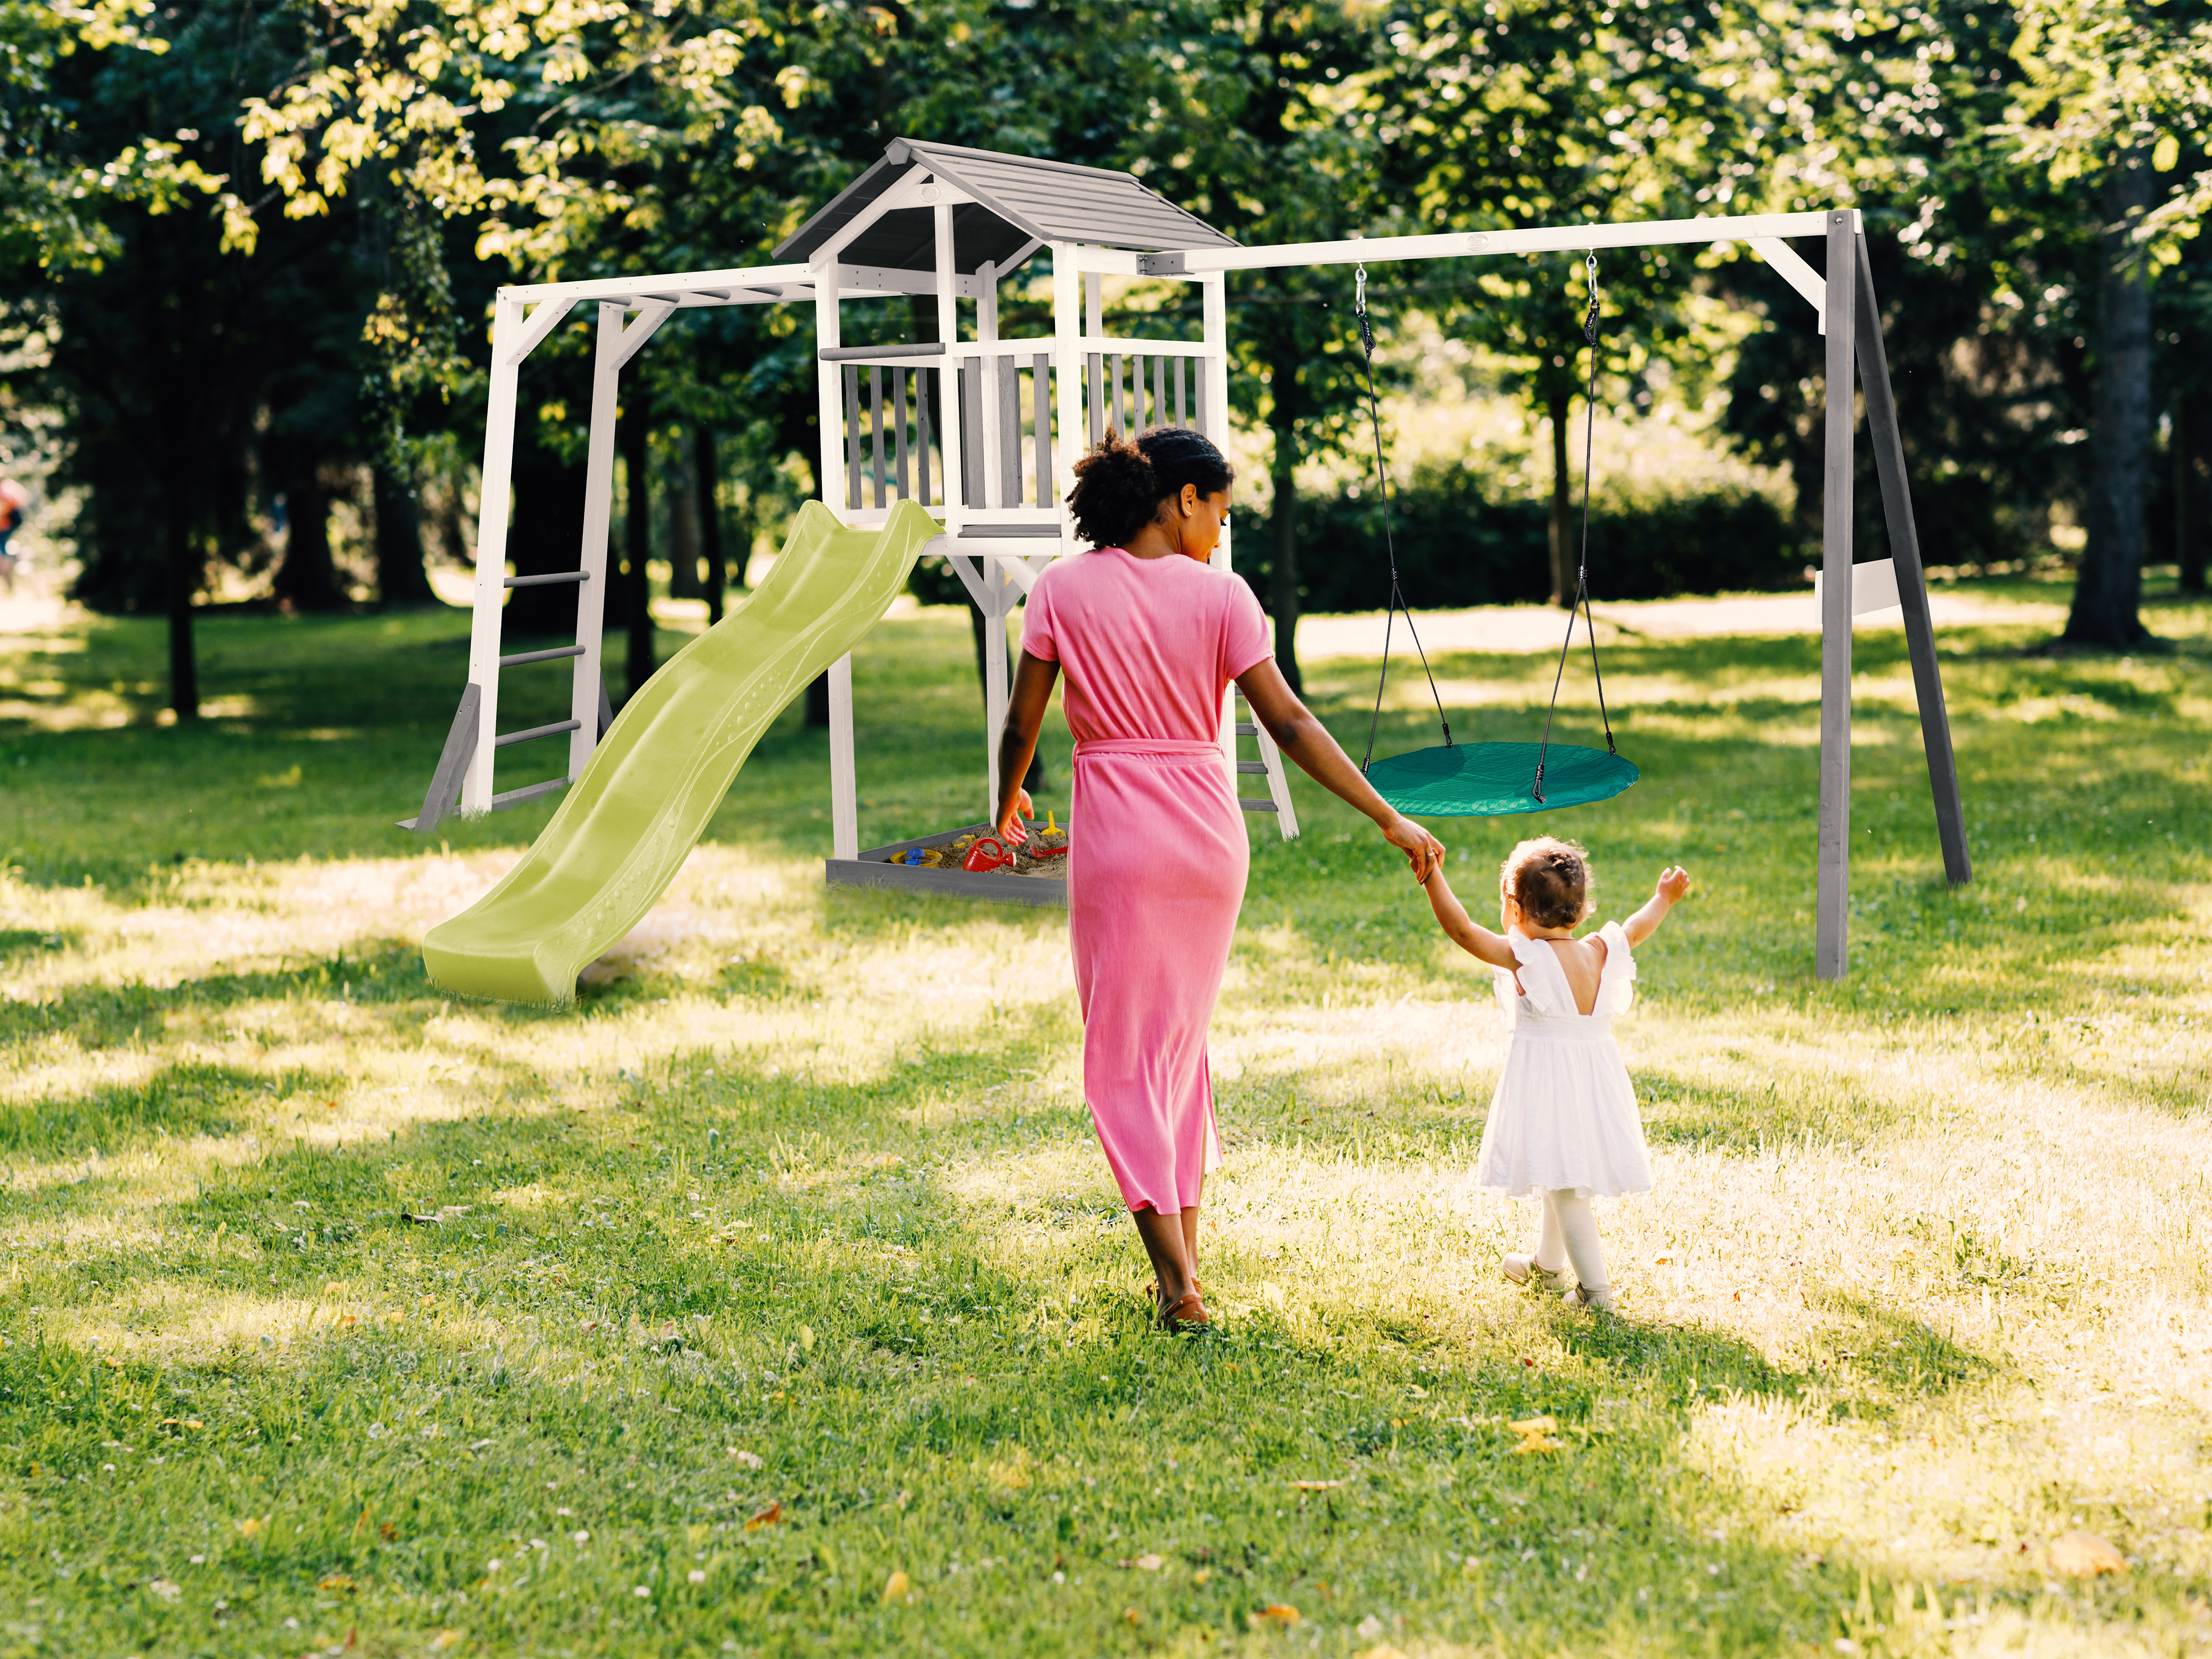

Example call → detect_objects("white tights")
1533 1189 1610 1295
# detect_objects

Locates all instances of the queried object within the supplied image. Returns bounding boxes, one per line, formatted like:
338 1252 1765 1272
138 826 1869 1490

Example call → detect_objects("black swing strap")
1533 252 1620 804
1353 263 1453 775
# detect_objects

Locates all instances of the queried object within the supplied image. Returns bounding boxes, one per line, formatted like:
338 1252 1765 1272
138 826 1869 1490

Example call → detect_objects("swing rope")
1532 252 1619 805
1353 263 1453 775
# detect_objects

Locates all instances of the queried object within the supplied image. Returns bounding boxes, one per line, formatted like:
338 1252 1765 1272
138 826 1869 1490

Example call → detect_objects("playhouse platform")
825 822 1070 909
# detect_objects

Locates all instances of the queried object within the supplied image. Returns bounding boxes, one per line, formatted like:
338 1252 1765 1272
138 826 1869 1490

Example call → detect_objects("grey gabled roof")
774 138 1237 274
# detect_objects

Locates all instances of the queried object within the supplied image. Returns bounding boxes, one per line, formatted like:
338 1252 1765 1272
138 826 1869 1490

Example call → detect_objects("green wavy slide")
423 499 940 1004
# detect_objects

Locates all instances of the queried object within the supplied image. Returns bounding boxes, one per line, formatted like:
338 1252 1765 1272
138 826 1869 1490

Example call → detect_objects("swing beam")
1150 206 1971 982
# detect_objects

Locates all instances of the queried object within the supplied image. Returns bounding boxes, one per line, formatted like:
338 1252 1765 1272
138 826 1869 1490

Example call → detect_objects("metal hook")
1355 263 1368 316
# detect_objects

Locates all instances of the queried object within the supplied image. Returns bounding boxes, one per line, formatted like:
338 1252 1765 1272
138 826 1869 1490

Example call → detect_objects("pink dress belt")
1073 739 1222 758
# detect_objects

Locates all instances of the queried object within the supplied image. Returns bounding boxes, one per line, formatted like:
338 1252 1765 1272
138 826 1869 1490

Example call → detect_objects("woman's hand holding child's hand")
1381 815 1446 883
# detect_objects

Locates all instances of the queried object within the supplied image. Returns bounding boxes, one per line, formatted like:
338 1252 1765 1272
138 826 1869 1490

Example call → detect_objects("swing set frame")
1149 206 1972 981
427 133 1965 979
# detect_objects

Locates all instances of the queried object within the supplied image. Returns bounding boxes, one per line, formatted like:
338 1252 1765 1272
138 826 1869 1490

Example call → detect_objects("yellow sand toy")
422 499 938 1004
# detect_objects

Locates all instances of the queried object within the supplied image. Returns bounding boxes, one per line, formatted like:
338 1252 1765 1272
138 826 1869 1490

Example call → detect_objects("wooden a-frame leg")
1853 234 1971 888
1816 210 1858 982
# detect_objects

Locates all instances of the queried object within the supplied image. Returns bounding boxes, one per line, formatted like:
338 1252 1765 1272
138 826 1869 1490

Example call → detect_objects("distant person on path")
1419 838 1690 1311
0 478 27 594
994 427 1444 1331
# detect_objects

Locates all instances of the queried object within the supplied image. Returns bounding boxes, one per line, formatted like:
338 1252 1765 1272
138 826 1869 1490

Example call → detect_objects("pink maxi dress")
1020 547 1273 1215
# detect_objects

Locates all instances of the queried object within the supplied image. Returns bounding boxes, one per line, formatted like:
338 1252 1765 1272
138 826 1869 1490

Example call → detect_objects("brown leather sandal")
1159 1290 1212 1331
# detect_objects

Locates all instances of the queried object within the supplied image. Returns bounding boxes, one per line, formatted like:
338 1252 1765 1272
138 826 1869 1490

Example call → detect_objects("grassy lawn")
1 575 2209 1658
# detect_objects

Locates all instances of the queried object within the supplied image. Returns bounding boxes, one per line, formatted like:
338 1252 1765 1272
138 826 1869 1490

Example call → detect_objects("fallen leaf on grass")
1117 1553 1163 1571
236 1516 267 1539
881 1570 910 1603
1248 1604 1301 1627
1360 1647 1411 1659
1288 1480 1343 1491
726 1448 764 1469
147 1579 181 1600
1507 1416 1557 1436
319 1574 356 1593
428 1632 462 1651
745 1502 782 1531
2049 1531 2126 1577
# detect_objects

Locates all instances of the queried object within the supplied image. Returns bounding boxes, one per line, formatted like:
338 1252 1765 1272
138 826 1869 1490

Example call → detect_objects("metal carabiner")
1583 250 1600 346
1355 262 1368 317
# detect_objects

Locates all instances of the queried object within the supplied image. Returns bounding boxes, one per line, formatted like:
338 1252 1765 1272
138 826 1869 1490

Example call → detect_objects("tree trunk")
696 425 726 624
622 383 655 700
275 471 345 611
2065 158 2155 648
2179 389 2208 597
1547 382 1573 608
373 464 434 606
1268 345 1303 694
666 429 701 598
165 486 199 719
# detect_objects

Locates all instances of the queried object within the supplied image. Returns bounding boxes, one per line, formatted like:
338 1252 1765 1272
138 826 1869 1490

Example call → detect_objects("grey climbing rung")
1240 799 1279 812
1236 760 1269 773
491 776 571 809
494 718 582 748
499 645 586 667
1235 722 1259 736
505 571 589 588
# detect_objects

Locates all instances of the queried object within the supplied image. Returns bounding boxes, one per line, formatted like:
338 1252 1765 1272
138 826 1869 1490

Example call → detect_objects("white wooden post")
567 302 625 780
984 573 1010 818
1053 244 1083 517
813 262 860 860
934 201 964 528
1816 208 1858 980
463 295 526 812
1202 273 1239 801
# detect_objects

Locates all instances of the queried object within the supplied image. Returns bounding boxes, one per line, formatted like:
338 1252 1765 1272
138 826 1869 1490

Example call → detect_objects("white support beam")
815 267 844 520
1146 210 1849 276
611 300 676 369
503 298 580 367
463 296 526 813
1052 242 1083 521
1202 271 1239 805
566 302 625 782
828 653 858 861
501 263 814 306
1748 236 1828 332
933 200 966 533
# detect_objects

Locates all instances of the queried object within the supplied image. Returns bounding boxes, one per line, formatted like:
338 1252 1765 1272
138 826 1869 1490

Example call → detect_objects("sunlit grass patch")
0 578 2208 1655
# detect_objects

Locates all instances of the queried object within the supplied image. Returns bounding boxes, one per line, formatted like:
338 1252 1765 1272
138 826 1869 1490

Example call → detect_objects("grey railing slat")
1034 354 1052 507
1240 799 1280 812
498 645 586 667
491 776 572 810
505 571 589 588
818 341 948 362
494 718 582 749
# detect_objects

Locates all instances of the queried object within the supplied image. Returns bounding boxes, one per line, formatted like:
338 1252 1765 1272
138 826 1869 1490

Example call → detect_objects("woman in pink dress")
995 428 1443 1330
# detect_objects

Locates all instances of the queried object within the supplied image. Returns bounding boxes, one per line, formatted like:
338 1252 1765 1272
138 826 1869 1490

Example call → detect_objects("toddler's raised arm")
1622 865 1692 947
1421 867 1519 968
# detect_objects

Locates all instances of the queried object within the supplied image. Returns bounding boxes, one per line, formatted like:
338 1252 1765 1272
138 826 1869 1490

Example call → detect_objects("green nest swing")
1350 254 1637 820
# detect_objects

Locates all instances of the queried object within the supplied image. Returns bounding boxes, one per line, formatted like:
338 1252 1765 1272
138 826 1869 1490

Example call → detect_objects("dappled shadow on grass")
0 1058 343 1163
1637 1067 1902 1156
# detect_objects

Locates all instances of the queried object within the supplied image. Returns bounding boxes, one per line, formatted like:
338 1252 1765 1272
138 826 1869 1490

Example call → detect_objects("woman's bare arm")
1421 866 1519 968
1235 657 1443 881
993 649 1061 842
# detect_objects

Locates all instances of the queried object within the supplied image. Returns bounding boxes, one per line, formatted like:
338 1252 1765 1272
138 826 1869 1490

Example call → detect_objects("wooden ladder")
1232 688 1298 838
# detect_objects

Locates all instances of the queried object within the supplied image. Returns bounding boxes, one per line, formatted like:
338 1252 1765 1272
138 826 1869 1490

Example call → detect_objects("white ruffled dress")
1474 922 1654 1199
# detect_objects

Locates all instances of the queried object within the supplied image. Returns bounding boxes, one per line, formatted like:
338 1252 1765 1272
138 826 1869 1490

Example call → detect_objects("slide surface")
423 499 939 1004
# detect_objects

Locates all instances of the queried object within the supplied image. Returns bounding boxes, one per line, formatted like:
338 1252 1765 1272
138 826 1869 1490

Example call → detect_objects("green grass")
1 573 2209 1657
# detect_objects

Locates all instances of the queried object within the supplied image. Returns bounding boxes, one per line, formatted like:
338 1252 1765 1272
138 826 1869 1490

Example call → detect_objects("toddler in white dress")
1421 837 1691 1311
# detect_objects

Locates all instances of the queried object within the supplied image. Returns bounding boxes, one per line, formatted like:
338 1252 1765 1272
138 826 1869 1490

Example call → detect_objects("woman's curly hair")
1065 426 1235 549
1500 837 1594 930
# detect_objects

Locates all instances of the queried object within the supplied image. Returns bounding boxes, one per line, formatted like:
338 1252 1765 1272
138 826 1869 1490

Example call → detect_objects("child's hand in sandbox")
996 789 1035 847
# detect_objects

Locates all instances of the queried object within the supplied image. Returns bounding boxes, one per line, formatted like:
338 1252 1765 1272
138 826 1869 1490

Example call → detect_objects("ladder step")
491 776 572 809
1235 760 1269 773
498 645 586 667
494 718 582 749
1240 799 1279 812
505 571 591 588
1235 722 1259 736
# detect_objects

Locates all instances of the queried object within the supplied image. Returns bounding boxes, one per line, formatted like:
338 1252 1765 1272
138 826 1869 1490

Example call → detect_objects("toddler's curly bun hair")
1066 426 1234 550
1501 836 1593 930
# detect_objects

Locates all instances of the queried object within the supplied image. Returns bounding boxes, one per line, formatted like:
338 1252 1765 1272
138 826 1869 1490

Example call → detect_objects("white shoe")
1502 1253 1570 1289
1562 1282 1616 1313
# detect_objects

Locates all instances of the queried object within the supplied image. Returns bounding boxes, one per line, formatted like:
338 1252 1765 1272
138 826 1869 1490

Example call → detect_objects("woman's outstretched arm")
994 648 1061 843
1236 657 1444 882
